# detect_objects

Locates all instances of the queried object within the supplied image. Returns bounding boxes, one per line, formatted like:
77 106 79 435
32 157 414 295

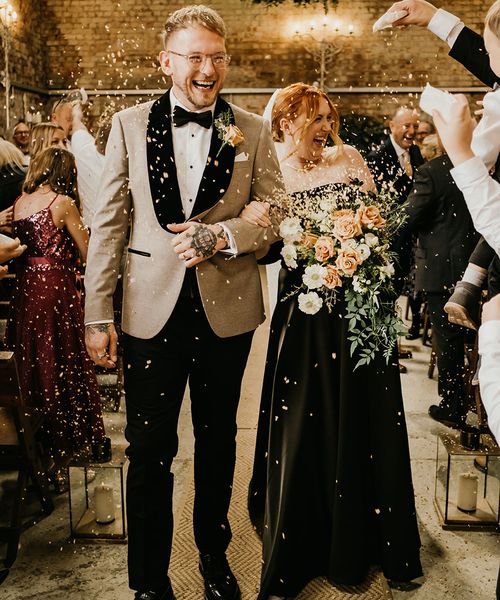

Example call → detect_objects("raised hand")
387 0 438 27
432 94 476 166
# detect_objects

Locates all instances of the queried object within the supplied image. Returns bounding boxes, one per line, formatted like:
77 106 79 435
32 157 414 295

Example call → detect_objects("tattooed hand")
168 222 229 267
85 322 118 368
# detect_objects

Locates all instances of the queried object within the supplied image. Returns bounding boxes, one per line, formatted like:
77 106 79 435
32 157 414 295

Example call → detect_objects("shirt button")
189 198 193 202
190 165 193 169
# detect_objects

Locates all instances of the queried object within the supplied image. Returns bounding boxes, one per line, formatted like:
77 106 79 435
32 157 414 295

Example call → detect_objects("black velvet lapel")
146 92 185 230
191 96 236 218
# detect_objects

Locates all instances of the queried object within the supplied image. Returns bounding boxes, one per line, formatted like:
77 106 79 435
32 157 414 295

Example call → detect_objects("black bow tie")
172 105 213 129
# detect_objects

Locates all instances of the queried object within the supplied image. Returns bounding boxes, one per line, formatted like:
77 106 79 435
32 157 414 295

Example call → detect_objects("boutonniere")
214 110 244 158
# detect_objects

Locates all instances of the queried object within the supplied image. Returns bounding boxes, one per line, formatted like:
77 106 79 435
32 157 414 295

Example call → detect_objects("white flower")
380 262 395 278
320 197 336 212
279 217 303 243
298 291 323 314
364 233 379 247
341 238 358 250
281 243 298 269
302 264 327 289
357 243 371 262
352 275 366 293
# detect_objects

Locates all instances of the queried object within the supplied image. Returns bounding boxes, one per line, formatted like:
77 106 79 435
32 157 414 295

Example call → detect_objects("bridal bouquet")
276 182 406 368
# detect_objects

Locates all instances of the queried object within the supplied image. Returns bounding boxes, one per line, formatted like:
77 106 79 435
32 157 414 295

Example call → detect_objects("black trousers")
426 292 469 417
123 294 254 592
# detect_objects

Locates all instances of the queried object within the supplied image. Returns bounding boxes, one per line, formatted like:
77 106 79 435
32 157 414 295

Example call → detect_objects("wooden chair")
0 351 54 568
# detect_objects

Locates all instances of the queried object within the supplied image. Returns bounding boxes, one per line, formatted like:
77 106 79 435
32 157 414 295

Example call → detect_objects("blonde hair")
163 5 226 48
0 139 26 170
271 82 343 152
23 147 79 208
420 134 442 161
29 122 65 159
486 1 500 38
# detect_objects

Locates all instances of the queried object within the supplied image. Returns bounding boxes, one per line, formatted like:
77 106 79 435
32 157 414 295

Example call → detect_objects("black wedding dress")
248 184 422 599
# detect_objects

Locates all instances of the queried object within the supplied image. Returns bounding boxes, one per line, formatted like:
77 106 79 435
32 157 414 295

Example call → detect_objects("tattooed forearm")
86 324 111 336
191 224 218 258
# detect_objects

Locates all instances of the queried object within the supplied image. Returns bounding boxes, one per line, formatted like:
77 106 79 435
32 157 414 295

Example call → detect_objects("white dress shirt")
479 320 500 442
71 127 105 228
427 8 464 48
389 135 409 172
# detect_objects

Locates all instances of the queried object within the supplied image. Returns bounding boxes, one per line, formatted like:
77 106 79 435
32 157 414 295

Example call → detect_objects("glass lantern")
68 445 127 542
434 432 500 531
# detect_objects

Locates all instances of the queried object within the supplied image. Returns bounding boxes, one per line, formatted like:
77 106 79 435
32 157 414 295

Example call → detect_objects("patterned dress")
10 194 105 462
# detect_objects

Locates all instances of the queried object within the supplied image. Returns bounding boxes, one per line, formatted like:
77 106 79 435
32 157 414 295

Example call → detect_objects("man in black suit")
401 149 479 426
367 107 425 337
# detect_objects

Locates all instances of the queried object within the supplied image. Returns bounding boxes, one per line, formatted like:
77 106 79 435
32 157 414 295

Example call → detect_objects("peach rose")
335 248 361 276
301 232 319 249
224 124 244 147
324 265 343 289
314 236 335 262
332 209 362 241
357 204 386 229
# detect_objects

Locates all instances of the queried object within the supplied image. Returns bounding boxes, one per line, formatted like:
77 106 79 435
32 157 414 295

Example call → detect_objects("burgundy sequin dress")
10 195 105 462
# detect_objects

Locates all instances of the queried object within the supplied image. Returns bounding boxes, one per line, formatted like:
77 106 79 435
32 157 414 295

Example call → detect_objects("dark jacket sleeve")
405 162 436 231
449 26 500 88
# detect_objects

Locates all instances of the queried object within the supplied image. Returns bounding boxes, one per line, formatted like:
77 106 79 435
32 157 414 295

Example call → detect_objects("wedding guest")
9 147 108 490
245 83 422 600
83 5 282 600
387 0 500 328
0 140 27 232
11 120 30 165
416 118 435 146
420 132 442 161
70 102 112 228
51 98 74 138
29 122 68 158
367 108 425 340
399 144 478 427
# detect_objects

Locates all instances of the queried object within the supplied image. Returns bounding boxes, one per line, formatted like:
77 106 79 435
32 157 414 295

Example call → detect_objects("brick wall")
0 0 494 133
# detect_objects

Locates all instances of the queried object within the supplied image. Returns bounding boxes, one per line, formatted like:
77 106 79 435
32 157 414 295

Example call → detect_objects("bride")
242 83 422 599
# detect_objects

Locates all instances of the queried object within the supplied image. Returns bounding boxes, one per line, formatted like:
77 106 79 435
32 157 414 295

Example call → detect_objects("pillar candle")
457 472 478 512
94 484 115 524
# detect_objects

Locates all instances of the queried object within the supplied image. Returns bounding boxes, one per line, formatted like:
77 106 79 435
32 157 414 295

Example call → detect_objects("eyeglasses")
13 130 29 136
167 50 231 68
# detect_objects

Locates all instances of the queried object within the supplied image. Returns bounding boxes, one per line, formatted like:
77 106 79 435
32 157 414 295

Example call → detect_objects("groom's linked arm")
221 118 284 255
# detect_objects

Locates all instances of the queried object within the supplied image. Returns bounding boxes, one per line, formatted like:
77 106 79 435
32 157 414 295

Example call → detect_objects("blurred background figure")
420 133 443 161
51 98 73 139
11 120 30 166
416 119 436 147
0 139 28 234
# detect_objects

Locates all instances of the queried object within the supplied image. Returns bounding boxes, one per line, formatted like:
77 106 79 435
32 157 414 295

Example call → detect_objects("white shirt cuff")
85 320 114 326
451 156 489 188
428 8 464 47
218 223 238 255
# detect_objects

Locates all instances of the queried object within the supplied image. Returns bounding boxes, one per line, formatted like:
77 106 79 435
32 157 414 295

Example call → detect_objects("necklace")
283 158 322 173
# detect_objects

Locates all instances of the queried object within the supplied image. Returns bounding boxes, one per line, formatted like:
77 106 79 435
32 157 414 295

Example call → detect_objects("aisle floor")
1 290 498 599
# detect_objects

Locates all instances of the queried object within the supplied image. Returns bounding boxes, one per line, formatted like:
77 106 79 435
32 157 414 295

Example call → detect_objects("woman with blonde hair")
29 122 67 159
9 147 108 488
244 83 422 599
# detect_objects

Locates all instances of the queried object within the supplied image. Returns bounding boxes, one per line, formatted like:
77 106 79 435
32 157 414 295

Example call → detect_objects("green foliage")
339 113 386 156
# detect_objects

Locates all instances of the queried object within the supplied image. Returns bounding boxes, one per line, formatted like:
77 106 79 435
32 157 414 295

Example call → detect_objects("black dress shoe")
199 553 241 600
134 579 176 600
428 404 462 429
405 329 421 340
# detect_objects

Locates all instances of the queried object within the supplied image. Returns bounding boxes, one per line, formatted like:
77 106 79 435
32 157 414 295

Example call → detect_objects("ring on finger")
97 351 107 359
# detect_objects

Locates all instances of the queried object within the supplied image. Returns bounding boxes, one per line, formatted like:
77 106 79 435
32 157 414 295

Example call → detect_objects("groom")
84 5 283 599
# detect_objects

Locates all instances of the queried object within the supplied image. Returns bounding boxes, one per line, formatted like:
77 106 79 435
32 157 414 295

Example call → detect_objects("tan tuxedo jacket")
84 93 283 339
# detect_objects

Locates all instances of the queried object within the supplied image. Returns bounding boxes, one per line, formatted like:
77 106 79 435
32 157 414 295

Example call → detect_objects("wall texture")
0 0 493 132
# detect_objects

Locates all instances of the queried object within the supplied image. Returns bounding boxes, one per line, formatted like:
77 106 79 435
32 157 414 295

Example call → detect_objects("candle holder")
434 432 500 531
68 445 127 543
